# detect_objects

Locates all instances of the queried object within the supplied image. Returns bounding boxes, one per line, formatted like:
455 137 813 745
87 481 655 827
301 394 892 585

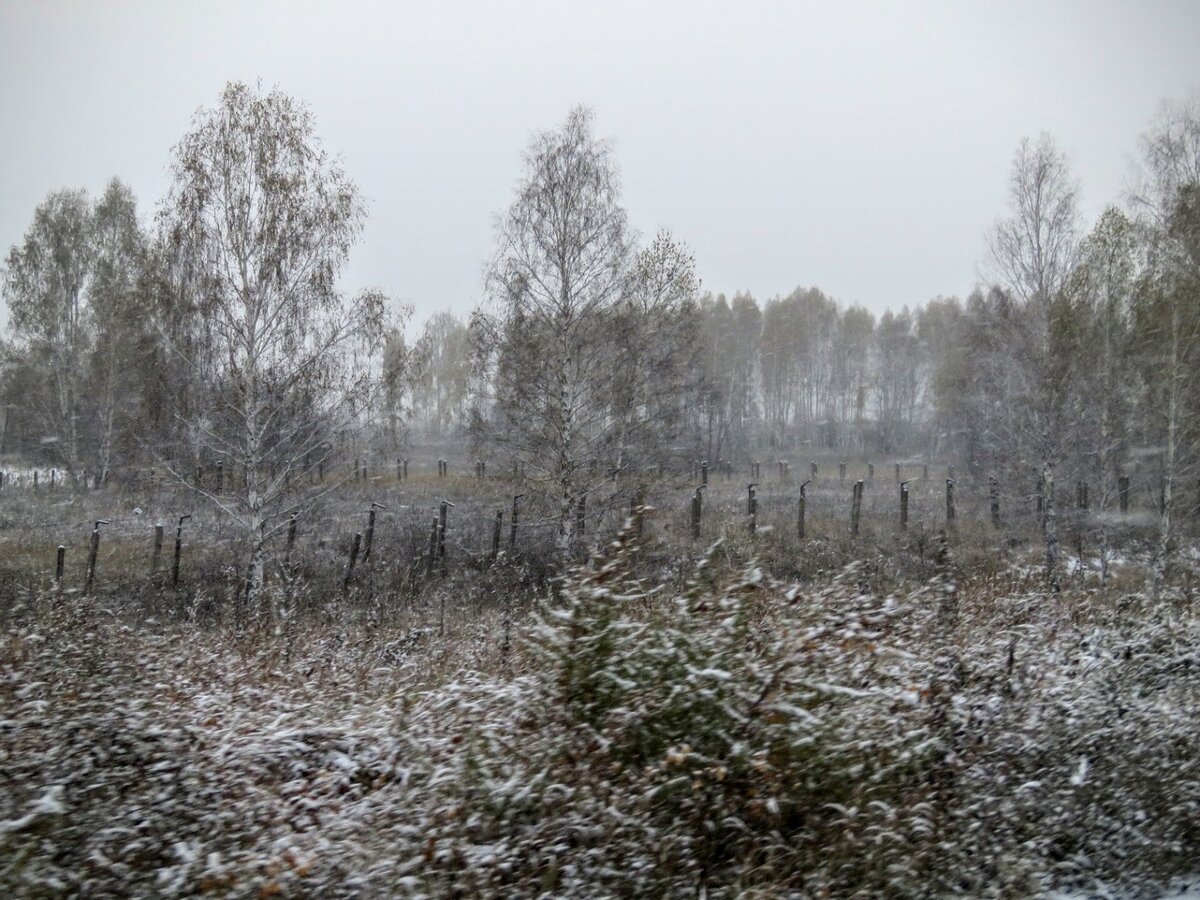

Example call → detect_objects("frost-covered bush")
1 533 1197 897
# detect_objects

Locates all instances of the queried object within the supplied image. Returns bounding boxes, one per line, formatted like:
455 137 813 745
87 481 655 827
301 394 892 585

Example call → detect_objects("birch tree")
473 107 695 559
159 81 397 604
2 180 149 484
3 190 95 480
986 134 1082 580
1129 93 1200 595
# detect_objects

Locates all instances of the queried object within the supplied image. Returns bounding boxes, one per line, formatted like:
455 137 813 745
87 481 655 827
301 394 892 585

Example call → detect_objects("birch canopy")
159 81 390 602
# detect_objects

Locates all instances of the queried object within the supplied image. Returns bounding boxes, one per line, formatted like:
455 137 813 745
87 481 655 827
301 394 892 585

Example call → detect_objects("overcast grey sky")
1 0 1197 329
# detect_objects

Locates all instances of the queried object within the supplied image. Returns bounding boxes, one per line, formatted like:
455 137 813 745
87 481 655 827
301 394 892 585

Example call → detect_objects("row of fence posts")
54 514 192 595
682 473 1116 540
2 460 1186 518
34 467 1186 594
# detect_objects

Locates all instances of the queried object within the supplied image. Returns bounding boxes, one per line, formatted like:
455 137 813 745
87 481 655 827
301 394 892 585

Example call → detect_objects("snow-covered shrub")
2 534 1197 897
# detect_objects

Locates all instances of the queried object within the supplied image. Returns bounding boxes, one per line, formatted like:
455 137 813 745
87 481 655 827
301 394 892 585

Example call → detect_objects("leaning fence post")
851 480 864 536
989 476 1001 529
173 514 190 588
492 509 503 560
363 502 386 561
86 519 109 595
343 532 362 593
900 480 910 531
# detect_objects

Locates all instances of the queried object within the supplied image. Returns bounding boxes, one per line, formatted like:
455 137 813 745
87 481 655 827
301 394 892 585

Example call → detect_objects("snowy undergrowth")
1 532 1197 897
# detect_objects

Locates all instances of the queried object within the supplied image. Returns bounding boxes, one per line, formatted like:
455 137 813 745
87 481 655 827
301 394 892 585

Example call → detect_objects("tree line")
2 82 1198 589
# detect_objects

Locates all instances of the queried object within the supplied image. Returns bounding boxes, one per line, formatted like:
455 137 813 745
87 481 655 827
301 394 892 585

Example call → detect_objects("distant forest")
2 87 1197 527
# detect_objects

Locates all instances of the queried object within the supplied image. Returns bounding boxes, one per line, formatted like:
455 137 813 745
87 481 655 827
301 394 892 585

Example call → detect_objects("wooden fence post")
510 494 523 550
851 480 864 536
1117 474 1129 513
798 480 810 539
151 523 164 574
747 482 758 536
811 460 818 480
840 461 846 483
900 480 909 531
363 502 385 561
701 460 708 486
895 462 901 482
1077 480 1088 510
55 545 65 587
989 477 1001 529
86 519 109 595
492 509 503 560
868 463 874 482
923 464 929 482
946 479 956 523
690 486 703 539
173 515 190 588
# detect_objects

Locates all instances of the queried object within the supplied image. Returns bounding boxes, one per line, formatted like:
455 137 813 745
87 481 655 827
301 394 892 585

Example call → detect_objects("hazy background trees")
2 86 1198 584
1 180 150 484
